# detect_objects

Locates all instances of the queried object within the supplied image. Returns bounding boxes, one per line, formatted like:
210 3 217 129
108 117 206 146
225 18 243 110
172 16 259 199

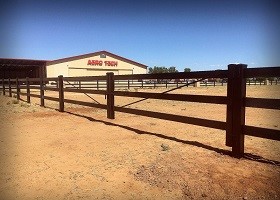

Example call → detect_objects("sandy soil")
0 85 279 200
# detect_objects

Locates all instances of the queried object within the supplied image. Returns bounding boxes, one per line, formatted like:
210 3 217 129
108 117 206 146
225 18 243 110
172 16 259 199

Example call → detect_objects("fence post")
26 77 30 103
40 75 45 107
58 75 64 112
128 80 130 90
79 80 81 89
106 72 115 119
16 78 20 100
141 80 143 88
97 80 99 90
8 78 12 97
226 64 247 158
194 80 200 87
2 78 5 95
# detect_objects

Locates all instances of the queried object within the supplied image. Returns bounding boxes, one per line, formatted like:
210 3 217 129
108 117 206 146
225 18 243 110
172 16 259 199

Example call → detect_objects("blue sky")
0 0 279 71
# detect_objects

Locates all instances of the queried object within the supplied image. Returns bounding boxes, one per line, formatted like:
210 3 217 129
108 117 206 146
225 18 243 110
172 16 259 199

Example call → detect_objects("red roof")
47 50 148 69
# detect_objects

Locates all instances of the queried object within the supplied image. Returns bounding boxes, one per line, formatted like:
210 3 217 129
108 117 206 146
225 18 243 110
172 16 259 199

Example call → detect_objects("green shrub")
11 99 19 104
161 144 170 151
20 102 30 108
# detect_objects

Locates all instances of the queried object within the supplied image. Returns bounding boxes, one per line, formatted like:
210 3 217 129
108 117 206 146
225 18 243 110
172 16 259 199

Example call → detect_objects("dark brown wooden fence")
1 64 280 158
49 75 278 90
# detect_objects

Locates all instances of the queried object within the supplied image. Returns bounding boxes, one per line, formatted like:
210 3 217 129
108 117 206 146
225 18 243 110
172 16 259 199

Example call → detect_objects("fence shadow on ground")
64 111 280 167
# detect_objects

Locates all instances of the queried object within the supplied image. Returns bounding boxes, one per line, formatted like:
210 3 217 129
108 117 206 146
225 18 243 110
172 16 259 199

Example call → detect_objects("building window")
100 54 106 58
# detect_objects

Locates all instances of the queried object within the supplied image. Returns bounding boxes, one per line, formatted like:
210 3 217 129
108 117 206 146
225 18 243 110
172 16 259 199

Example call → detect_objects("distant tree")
148 66 165 74
184 68 191 72
168 66 178 73
148 66 178 83
148 66 178 74
148 67 153 74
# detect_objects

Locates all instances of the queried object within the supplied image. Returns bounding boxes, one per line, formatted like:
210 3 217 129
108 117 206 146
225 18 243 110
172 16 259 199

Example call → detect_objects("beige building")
46 51 147 77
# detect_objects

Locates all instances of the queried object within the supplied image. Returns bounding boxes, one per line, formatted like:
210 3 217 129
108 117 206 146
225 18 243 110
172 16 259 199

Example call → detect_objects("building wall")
47 62 69 77
46 54 147 78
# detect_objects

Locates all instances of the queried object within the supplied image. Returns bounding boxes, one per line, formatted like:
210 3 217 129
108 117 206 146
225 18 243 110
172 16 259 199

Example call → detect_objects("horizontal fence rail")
114 106 227 130
44 87 59 92
63 76 107 81
114 91 227 104
63 99 107 109
63 88 107 95
1 64 279 158
244 125 280 141
245 97 280 110
245 66 280 78
44 96 60 102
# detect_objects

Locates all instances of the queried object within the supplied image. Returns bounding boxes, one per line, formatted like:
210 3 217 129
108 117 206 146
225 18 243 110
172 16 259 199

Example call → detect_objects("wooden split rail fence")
1 64 280 158
57 77 279 90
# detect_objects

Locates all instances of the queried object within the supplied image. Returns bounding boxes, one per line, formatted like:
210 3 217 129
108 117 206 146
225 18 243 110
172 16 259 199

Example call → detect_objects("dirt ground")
0 85 279 200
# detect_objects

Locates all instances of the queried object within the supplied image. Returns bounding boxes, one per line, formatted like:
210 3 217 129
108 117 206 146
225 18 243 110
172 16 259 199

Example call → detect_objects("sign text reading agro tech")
87 60 118 66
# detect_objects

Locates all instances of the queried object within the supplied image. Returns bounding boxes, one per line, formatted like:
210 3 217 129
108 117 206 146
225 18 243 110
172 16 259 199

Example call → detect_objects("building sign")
87 60 118 67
